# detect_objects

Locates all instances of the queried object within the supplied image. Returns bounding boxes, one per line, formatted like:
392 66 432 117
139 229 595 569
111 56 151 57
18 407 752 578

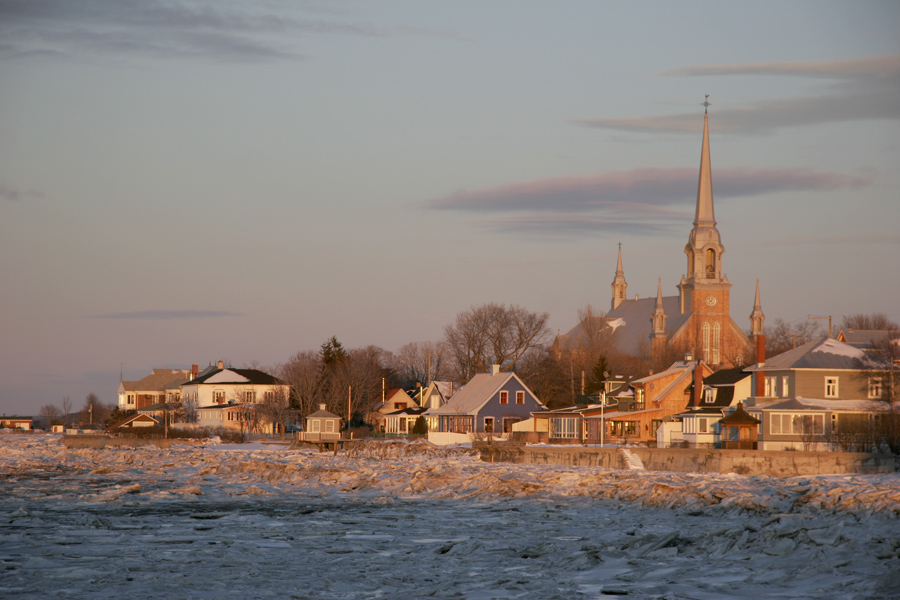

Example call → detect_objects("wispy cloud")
658 55 900 80
427 168 873 213
425 167 874 237
576 55 900 135
0 1 456 62
737 232 900 249
0 183 43 201
90 309 244 320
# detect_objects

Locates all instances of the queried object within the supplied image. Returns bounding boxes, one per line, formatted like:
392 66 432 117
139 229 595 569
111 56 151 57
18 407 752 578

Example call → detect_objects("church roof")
606 295 690 357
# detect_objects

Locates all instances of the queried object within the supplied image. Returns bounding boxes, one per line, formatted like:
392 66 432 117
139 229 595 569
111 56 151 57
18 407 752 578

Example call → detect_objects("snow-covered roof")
188 367 283 386
762 396 888 413
747 337 883 372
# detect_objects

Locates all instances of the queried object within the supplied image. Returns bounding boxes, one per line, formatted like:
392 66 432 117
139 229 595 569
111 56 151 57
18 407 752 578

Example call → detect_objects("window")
395 402 407 410
704 388 715 404
765 376 777 397
712 323 721 364
325 420 335 433
516 391 525 405
782 376 790 398
770 413 824 435
705 249 716 278
702 322 711 363
265 390 274 402
635 388 644 410
242 390 255 403
311 420 321 433
699 418 708 433
483 417 494 433
499 391 508 404
549 417 577 439
825 377 839 398
868 378 883 399
127 394 135 405
214 390 225 404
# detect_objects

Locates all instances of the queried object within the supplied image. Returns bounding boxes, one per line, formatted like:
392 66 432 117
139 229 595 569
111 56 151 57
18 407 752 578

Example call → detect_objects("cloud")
0 183 43 201
658 55 900 80
737 233 900 249
0 1 455 62
426 167 873 213
576 56 900 135
460 214 677 238
90 310 244 320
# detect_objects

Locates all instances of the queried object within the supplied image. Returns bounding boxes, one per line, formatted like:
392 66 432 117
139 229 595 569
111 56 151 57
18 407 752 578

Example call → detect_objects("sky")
1 0 898 415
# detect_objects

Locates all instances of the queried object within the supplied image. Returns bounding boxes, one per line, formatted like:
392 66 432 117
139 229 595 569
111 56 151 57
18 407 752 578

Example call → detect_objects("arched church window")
701 322 710 363
687 249 694 278
712 323 721 364
705 249 716 278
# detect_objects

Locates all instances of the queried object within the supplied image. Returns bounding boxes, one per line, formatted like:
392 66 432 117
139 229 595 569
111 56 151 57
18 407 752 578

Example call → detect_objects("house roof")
746 337 882 372
763 396 888 413
836 329 893 349
430 370 543 416
187 367 284 386
386 407 428 417
307 408 341 419
120 368 193 393
704 367 749 386
719 402 760 425
108 413 159 429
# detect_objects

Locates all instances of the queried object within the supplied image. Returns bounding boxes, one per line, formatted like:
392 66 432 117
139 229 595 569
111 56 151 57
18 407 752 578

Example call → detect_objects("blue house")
429 365 545 435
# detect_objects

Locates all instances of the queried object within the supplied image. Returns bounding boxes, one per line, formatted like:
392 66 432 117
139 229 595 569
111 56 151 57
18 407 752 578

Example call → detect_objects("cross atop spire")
702 94 710 114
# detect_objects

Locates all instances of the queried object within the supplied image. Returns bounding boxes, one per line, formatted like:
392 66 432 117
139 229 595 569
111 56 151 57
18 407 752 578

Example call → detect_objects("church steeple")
610 243 627 311
652 278 667 336
749 279 765 336
685 97 725 283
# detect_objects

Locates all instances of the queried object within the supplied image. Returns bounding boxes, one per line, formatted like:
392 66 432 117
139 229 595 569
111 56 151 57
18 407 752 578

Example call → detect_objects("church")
561 103 764 370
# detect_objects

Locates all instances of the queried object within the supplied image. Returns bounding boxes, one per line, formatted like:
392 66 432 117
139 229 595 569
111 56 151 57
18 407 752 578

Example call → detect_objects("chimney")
191 364 198 381
693 364 704 407
217 360 224 369
755 335 766 397
491 364 501 376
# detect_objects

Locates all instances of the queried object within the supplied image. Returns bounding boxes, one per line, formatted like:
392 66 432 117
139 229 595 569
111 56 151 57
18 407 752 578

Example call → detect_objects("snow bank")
2 435 899 600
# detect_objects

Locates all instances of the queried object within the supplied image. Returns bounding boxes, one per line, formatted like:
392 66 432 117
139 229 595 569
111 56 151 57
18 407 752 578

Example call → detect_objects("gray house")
744 337 890 451
429 365 545 435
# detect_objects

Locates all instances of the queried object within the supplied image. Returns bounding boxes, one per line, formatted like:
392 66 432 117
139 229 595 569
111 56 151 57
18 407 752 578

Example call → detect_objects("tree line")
37 308 898 428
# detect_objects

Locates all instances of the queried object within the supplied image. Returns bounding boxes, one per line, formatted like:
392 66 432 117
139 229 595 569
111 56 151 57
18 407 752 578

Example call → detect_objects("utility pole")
808 315 832 338
347 385 352 429
423 352 436 386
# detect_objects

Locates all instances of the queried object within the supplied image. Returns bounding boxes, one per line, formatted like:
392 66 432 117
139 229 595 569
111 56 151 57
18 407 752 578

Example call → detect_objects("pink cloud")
427 167 874 213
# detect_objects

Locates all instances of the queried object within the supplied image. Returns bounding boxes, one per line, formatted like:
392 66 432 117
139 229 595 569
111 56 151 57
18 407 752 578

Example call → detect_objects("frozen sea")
1 434 899 600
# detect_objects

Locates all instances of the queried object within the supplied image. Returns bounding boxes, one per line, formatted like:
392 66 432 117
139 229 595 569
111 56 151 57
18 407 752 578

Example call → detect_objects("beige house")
365 389 418 432
300 405 343 442
118 367 193 411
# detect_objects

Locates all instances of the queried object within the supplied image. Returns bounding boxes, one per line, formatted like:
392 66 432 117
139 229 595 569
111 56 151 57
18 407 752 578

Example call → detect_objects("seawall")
477 444 899 478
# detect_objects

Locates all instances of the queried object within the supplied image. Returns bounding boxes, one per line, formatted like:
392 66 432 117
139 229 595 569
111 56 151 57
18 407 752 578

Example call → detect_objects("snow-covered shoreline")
2 435 899 599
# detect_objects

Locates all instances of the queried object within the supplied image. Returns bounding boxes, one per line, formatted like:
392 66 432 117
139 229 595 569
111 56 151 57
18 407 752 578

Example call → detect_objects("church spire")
694 95 715 228
685 97 725 283
749 279 765 336
610 242 627 311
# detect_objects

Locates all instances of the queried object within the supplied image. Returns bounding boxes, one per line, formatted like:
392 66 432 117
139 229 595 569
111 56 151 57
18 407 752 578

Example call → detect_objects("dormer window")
704 388 715 404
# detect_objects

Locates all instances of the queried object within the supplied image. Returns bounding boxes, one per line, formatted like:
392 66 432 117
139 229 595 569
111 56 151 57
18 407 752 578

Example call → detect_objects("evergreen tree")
411 416 428 435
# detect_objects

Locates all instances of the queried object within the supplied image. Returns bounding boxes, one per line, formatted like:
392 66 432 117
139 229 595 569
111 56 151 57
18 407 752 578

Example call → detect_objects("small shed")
301 404 342 442
719 402 760 450
110 413 160 430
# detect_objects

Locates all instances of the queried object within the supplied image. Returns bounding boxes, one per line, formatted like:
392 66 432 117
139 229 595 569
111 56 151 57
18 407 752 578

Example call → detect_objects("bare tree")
39 404 61 429
259 387 294 439
840 313 900 331
444 303 550 381
61 396 72 429
80 393 109 426
764 318 823 357
393 341 447 387
278 350 322 420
